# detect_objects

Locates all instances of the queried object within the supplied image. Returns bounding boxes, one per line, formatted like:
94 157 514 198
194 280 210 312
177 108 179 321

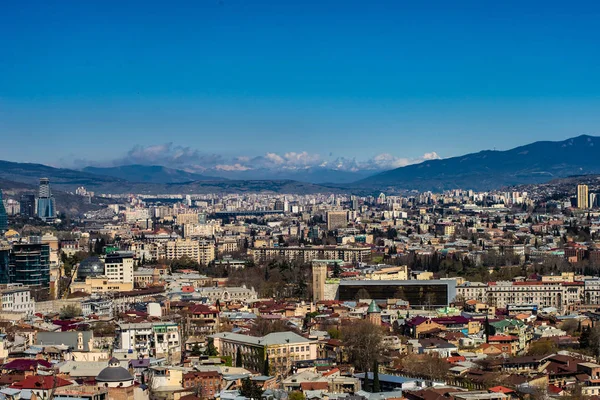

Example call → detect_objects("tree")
528 339 558 356
372 360 381 393
355 288 371 301
327 328 341 339
240 378 263 400
400 353 449 381
559 319 579 335
342 320 386 372
289 392 306 400
205 337 218 356
236 347 243 367
190 344 203 356
263 353 270 376
59 304 82 319
332 262 342 278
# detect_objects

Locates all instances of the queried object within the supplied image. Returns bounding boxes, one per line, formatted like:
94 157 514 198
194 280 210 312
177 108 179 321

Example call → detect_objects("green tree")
59 305 82 319
236 347 243 367
240 378 264 400
327 328 341 340
332 262 342 278
528 340 558 356
205 337 218 356
289 391 306 400
263 353 270 376
372 360 381 393
190 344 203 356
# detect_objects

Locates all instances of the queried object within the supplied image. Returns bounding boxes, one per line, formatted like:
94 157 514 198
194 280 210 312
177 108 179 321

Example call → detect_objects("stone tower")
312 262 328 303
367 299 382 326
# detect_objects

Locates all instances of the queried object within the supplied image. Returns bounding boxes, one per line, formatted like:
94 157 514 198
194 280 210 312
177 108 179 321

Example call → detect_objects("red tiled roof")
11 375 73 390
489 386 515 394
301 382 329 390
488 335 518 342
2 359 53 371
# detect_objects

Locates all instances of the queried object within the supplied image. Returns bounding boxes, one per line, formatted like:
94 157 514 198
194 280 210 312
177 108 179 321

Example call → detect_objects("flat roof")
339 279 455 286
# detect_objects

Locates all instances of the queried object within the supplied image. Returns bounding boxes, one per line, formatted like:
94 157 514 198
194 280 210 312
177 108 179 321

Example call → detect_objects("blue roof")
354 373 422 384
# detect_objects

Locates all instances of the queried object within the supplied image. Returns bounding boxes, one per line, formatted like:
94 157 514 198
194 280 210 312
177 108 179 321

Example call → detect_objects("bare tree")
341 320 386 372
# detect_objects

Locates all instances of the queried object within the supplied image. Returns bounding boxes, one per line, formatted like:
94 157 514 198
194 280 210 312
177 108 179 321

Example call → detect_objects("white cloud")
79 143 441 174
215 163 251 171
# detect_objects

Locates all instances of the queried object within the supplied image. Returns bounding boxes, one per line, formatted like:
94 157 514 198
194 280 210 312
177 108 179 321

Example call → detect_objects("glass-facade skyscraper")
0 239 10 285
19 194 36 217
37 178 56 222
0 189 8 232
9 243 50 288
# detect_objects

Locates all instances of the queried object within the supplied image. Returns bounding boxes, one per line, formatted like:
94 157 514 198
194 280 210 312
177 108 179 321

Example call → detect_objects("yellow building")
578 184 589 209
366 265 409 280
70 276 134 294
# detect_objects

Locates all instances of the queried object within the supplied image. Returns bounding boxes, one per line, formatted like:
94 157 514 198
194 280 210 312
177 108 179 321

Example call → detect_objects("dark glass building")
337 280 456 307
76 256 105 281
19 194 36 217
0 189 7 232
0 240 10 284
9 243 50 288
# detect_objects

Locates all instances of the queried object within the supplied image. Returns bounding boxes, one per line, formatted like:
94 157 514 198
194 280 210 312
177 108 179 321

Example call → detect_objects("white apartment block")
459 280 587 311
156 239 215 265
0 288 35 316
118 322 180 361
104 252 134 284
184 222 218 238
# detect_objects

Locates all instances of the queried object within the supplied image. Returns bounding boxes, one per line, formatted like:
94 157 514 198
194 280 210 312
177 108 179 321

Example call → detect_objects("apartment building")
327 211 348 231
456 282 489 302
184 223 218 238
117 322 181 362
250 245 371 264
210 331 317 378
155 239 216 265
458 280 586 311
0 288 35 316
104 251 134 284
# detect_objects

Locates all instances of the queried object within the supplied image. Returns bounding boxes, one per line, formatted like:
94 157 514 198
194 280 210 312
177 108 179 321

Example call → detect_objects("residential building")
0 287 35 316
250 245 371 264
9 242 51 288
211 331 318 377
104 251 134 284
158 239 216 265
327 211 348 231
117 322 181 362
183 371 222 398
0 189 7 232
578 184 589 209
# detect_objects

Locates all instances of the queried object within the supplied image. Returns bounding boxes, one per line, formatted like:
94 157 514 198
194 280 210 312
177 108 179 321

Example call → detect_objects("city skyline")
2 1 600 171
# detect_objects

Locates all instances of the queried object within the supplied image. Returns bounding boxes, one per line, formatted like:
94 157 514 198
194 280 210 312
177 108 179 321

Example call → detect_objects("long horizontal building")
210 331 317 378
249 245 371 264
456 278 600 311
335 279 457 307
150 239 216 265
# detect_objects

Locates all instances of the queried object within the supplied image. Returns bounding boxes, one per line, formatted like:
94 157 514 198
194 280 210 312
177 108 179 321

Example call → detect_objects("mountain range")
359 134 600 191
1 135 600 194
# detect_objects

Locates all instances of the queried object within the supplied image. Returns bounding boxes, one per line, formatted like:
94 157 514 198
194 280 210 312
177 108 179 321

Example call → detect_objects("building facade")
9 243 50 288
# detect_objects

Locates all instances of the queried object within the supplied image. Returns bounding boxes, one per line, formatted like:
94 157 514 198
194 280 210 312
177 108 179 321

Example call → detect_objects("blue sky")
1 0 600 171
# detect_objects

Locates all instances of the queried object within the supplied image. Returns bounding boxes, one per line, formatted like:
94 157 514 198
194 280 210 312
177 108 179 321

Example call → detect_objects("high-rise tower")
577 184 589 209
37 178 56 222
0 189 8 232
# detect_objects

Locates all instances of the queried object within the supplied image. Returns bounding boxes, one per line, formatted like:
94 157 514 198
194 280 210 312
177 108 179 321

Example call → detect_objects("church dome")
96 357 133 383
